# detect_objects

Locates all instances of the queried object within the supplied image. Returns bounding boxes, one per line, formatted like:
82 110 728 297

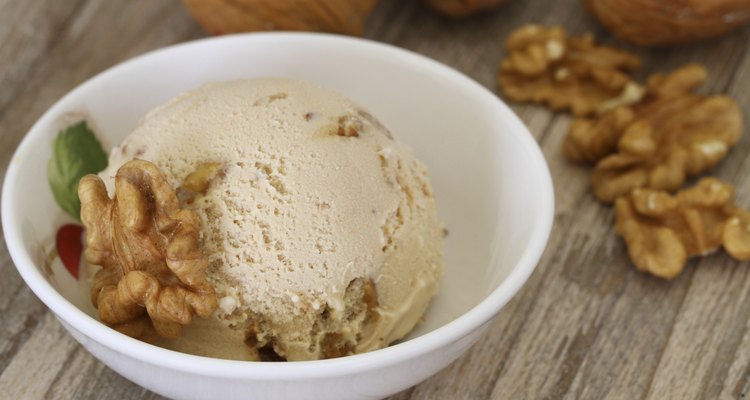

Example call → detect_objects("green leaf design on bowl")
47 121 108 221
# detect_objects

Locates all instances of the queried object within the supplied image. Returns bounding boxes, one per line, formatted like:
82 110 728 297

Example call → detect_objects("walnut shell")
582 0 750 46
423 0 508 18
182 0 380 36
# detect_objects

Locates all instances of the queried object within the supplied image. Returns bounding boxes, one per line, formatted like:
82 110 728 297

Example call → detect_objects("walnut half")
589 65 743 203
615 178 750 279
562 64 743 203
79 160 217 339
497 24 642 116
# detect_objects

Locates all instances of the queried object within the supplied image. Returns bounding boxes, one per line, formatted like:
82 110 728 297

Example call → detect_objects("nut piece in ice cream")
497 24 642 116
98 78 444 361
615 178 750 279
79 160 217 339
584 64 743 203
582 0 750 47
181 162 224 193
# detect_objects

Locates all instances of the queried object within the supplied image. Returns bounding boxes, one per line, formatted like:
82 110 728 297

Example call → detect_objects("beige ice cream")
99 78 443 361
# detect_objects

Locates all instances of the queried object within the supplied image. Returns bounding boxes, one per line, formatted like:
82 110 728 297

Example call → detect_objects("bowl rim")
2 31 553 379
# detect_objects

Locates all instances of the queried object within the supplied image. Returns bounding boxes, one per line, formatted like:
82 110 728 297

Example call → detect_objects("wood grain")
1 0 749 399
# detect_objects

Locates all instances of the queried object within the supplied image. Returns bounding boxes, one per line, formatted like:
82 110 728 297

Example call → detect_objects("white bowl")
2 33 553 400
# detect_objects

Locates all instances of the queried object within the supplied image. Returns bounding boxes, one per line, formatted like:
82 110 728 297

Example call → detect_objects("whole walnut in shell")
583 0 750 46
423 0 508 17
182 0 380 36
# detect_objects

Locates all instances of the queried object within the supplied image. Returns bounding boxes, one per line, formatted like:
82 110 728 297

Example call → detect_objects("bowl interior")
4 33 551 346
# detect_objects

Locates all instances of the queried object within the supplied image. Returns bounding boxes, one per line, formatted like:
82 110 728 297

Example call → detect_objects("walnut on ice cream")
79 160 217 339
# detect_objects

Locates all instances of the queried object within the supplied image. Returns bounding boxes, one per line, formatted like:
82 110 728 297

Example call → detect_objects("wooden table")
1 1 749 399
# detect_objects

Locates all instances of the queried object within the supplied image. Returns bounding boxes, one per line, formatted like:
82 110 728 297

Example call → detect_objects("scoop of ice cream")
99 78 444 361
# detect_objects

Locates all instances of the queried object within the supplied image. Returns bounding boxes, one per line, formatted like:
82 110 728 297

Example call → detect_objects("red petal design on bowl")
56 224 84 279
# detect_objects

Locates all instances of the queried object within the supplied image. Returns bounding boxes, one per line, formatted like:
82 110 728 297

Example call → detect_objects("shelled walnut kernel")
615 178 750 279
79 160 217 339
497 24 642 116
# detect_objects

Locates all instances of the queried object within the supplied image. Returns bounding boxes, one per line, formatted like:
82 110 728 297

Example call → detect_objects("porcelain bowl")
2 32 553 400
